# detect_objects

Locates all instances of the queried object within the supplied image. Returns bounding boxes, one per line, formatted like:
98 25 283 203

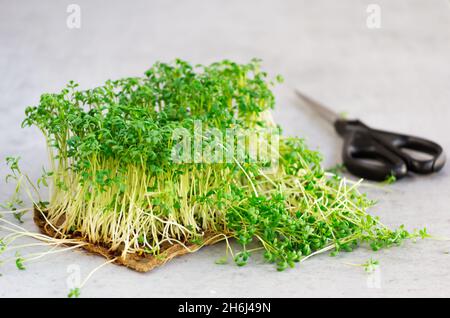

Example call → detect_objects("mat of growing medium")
1 59 425 272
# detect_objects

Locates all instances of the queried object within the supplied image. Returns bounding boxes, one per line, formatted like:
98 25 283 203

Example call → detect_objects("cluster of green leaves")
224 139 417 270
18 59 421 271
23 59 276 183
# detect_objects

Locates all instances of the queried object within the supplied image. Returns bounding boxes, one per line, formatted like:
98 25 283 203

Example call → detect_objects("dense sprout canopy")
23 59 277 172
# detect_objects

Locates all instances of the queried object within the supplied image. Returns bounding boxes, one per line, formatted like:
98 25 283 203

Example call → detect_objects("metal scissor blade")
294 89 341 124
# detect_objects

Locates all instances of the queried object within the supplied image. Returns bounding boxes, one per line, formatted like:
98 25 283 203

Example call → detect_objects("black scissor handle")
369 128 446 174
341 130 408 181
335 119 446 181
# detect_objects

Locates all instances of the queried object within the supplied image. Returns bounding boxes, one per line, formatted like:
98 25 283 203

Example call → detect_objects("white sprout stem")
79 257 118 289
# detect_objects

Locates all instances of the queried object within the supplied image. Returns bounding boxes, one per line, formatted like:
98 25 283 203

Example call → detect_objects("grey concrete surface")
0 0 450 297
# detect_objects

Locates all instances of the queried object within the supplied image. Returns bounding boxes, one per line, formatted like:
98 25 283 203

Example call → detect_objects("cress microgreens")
0 59 426 273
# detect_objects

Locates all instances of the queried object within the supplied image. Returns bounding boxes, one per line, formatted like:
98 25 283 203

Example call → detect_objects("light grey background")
1 0 449 297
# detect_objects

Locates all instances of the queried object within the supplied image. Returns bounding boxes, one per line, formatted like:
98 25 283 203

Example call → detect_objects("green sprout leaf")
15 253 26 271
13 210 26 224
215 256 228 265
234 251 250 267
68 288 80 298
0 239 6 253
383 173 397 185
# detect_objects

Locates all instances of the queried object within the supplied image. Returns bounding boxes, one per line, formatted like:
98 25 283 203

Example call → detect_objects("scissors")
295 89 446 181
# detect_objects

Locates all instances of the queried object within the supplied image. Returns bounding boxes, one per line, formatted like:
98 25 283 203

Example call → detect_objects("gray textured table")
1 0 449 297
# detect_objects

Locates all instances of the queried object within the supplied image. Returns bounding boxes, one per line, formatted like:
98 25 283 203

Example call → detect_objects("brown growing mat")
33 208 223 272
